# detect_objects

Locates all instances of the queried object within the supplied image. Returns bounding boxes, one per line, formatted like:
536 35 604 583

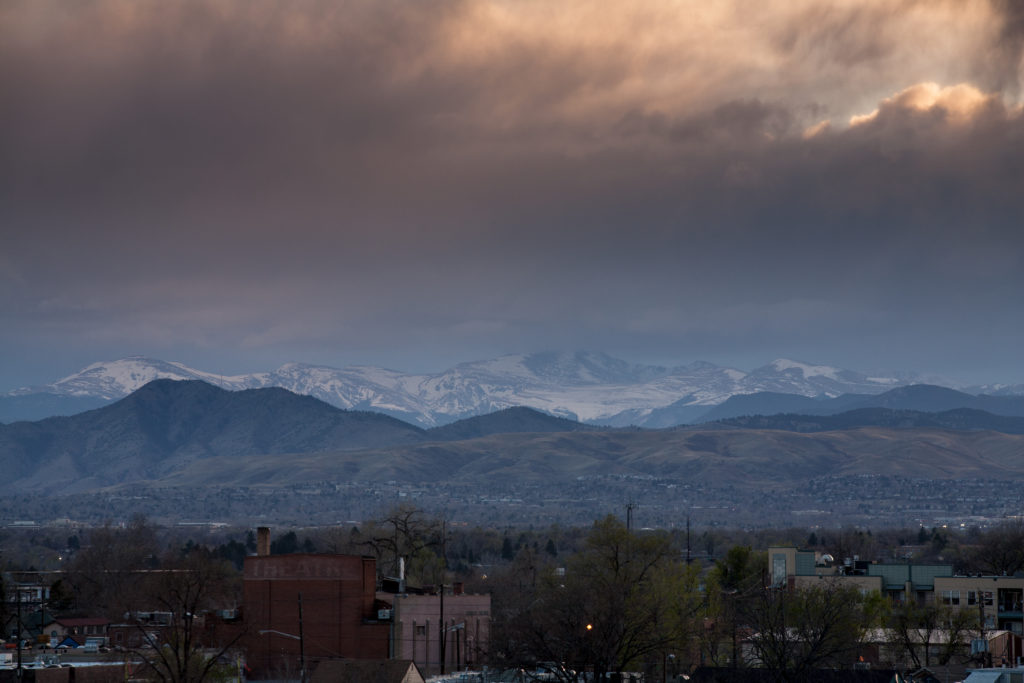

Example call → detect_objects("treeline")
7 512 1024 577
5 510 1024 680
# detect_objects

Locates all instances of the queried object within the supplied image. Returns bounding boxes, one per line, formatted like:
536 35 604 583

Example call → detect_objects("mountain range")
700 384 1024 423
0 380 599 494
9 352 1020 427
5 379 1024 497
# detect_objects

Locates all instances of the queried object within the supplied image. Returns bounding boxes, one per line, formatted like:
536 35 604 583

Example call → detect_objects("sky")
2 0 1024 389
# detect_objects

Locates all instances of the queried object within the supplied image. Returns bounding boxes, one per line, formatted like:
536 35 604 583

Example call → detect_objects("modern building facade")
769 547 1024 663
769 546 953 602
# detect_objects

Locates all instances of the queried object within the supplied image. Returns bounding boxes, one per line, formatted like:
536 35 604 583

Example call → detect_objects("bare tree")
885 601 977 670
64 516 161 616
965 521 1024 576
359 504 444 585
121 553 243 683
746 580 870 683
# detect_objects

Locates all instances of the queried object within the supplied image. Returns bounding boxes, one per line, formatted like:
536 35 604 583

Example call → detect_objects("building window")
415 625 426 636
772 555 787 586
942 590 960 606
968 591 977 606
984 591 994 606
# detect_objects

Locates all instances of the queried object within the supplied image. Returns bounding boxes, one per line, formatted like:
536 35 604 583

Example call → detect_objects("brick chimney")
257 526 271 556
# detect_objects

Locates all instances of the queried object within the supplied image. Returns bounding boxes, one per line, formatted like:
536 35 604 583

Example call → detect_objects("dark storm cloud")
2 0 1023 384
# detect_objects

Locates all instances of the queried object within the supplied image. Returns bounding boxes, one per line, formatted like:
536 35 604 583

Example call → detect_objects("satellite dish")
821 554 834 564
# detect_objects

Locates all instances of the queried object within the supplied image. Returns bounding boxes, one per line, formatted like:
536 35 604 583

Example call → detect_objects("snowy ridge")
9 357 258 400
768 358 841 381
8 353 953 427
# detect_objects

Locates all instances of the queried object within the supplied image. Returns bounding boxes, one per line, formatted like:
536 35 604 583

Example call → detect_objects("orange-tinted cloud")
1 0 1023 382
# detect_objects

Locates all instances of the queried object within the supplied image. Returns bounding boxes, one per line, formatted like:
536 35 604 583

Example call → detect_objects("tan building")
934 575 1024 634
378 587 490 677
769 546 953 603
767 547 1024 671
771 547 1024 630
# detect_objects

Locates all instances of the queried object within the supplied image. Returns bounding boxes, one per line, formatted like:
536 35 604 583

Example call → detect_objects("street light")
257 630 305 683
583 623 594 680
443 622 466 671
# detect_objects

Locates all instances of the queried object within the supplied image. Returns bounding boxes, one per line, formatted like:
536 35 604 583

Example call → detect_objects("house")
309 659 425 683
4 609 57 644
40 617 110 646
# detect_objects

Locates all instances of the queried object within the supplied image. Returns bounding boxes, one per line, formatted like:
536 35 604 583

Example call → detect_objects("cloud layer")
2 0 1023 384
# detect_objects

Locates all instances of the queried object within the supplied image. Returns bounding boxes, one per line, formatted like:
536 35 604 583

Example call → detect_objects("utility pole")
686 515 692 565
626 502 637 532
298 593 306 683
439 584 445 675
16 586 22 680
439 518 447 675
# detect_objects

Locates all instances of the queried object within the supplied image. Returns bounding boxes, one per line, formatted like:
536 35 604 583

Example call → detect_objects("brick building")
243 544 390 679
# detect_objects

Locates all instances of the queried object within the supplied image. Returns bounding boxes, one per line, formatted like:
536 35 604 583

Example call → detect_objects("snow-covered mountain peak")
7 357 259 400
32 357 204 399
518 351 668 386
443 351 668 387
274 361 312 372
767 358 841 381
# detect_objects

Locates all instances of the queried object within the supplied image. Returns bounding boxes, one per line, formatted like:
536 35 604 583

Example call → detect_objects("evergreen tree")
271 531 299 555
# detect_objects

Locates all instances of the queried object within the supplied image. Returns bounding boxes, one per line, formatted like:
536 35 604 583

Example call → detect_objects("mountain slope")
0 379 425 493
696 385 1024 423
148 425 1024 490
695 392 832 423
840 384 990 413
425 406 597 441
7 378 1024 496
706 407 1024 433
